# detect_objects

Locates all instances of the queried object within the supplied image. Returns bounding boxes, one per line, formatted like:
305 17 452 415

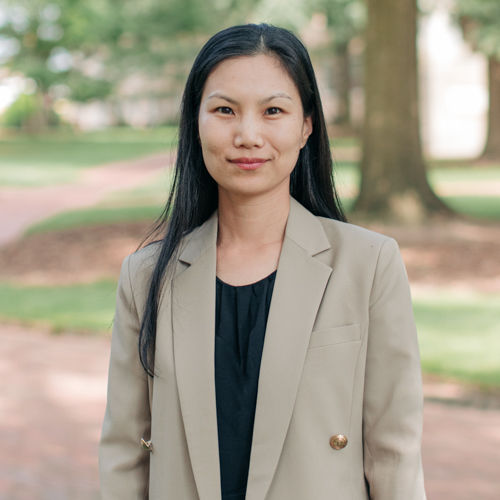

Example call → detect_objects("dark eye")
215 106 233 115
265 107 282 116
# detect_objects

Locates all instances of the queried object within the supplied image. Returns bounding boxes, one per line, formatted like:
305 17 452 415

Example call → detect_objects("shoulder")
317 216 397 252
124 241 162 279
115 242 162 315
313 216 404 283
120 225 200 285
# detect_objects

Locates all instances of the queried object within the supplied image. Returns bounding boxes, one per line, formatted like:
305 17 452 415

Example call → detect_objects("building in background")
419 0 488 159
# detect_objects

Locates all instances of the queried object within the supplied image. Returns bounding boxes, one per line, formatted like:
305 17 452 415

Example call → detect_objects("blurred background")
0 0 499 498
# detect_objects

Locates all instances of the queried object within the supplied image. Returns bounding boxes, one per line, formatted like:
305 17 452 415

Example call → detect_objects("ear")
301 115 313 148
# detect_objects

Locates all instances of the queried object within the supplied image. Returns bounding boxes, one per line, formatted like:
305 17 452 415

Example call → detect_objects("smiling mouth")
229 158 268 170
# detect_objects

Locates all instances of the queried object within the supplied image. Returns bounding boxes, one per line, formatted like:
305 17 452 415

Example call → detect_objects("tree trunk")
333 42 351 127
24 92 49 134
354 0 449 221
481 56 500 160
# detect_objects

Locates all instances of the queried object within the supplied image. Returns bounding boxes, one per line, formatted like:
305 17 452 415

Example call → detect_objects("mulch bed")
1 218 499 292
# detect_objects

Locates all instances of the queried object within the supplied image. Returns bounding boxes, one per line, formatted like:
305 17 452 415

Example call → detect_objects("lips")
229 157 268 170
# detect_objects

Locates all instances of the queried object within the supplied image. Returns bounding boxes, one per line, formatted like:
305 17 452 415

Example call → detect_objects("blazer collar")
172 196 333 500
178 196 332 265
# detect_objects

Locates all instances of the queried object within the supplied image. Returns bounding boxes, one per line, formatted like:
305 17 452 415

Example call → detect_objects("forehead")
201 54 300 100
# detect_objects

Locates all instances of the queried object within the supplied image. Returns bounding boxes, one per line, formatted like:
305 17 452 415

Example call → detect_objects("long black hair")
139 23 346 376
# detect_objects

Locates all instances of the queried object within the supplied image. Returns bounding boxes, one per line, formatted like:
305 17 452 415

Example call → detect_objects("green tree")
101 0 254 74
0 0 253 130
354 0 448 220
0 0 114 129
454 0 500 160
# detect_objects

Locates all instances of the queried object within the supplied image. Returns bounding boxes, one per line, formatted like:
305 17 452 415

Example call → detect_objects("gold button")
329 434 348 450
141 438 153 452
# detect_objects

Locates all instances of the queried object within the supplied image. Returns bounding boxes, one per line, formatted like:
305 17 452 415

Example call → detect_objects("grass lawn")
0 280 498 387
427 164 500 183
25 205 164 234
0 127 177 187
0 280 117 333
413 290 500 387
440 196 500 220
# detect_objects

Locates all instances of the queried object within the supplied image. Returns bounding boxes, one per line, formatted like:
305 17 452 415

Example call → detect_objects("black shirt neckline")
216 270 277 289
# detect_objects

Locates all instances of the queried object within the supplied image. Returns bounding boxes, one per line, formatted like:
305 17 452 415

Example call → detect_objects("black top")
215 270 277 500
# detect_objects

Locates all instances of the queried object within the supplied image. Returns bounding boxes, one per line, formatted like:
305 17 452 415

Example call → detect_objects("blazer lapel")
245 197 333 500
171 198 333 500
172 210 221 500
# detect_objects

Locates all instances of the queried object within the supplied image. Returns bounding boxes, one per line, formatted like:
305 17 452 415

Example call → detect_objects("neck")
216 189 290 248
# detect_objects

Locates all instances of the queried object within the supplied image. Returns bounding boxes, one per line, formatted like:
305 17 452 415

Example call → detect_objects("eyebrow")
206 92 293 104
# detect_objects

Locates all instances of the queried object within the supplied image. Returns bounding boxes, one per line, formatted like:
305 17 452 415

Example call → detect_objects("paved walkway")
1 323 499 500
0 151 173 246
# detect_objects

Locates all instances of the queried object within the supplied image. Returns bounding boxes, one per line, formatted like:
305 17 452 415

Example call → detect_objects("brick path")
1 323 499 500
0 151 173 246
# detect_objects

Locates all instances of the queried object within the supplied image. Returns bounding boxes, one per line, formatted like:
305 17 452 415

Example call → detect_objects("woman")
99 24 426 500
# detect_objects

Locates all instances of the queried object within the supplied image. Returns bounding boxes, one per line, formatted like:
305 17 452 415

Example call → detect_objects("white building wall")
418 0 488 159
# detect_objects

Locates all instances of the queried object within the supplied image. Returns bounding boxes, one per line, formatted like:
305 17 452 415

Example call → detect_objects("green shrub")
2 93 38 128
2 93 59 130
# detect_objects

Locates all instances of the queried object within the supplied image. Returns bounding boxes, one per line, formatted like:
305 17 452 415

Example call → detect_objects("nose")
233 114 264 148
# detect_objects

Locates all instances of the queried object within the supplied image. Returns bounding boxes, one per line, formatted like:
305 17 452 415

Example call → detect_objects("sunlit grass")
0 127 177 187
413 290 500 387
25 205 163 235
428 165 500 184
440 196 500 220
335 162 359 187
0 280 117 333
331 136 361 148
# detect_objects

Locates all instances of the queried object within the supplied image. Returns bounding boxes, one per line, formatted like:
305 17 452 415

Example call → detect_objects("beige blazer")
99 196 426 499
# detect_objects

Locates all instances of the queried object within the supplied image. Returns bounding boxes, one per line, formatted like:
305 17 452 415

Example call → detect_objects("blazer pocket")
309 323 361 349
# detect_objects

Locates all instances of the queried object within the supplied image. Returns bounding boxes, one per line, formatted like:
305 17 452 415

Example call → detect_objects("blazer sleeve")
99 254 151 499
362 238 426 499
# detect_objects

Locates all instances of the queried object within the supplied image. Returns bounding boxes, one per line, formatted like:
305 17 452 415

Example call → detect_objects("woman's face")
198 54 312 200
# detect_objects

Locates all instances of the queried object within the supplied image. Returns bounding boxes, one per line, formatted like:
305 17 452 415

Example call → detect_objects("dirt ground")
1 216 500 293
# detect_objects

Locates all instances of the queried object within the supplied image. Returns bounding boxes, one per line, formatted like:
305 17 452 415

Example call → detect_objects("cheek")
198 116 228 158
273 124 306 156
199 130 218 158
198 115 211 149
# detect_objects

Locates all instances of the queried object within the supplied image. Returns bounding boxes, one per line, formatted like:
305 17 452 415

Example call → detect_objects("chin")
219 179 290 200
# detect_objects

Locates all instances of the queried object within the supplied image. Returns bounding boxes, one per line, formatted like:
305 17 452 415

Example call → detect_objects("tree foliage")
453 0 500 57
0 0 113 99
0 0 253 106
308 0 365 50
